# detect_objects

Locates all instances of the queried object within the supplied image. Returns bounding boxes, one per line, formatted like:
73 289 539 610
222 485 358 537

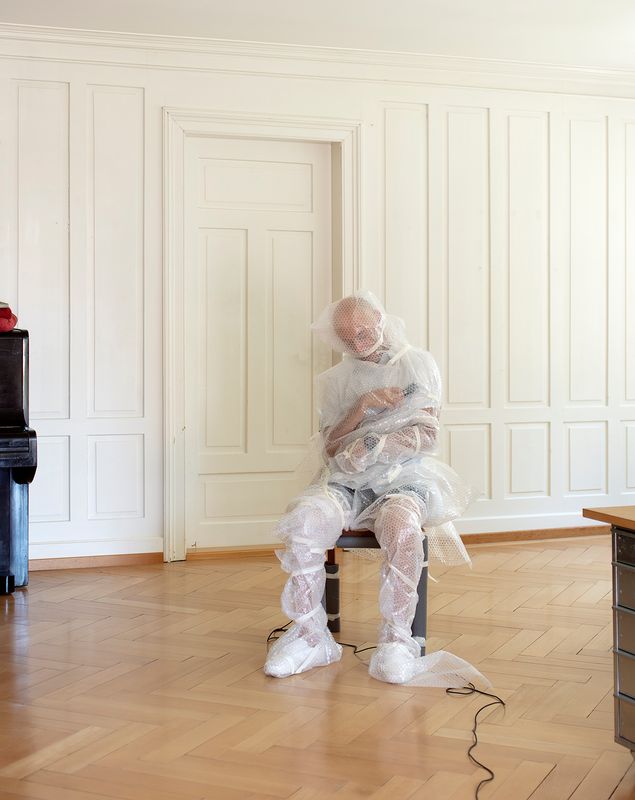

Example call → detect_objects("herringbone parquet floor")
1 534 634 800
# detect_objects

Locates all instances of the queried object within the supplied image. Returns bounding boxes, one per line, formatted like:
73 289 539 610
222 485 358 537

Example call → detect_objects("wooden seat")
322 529 428 655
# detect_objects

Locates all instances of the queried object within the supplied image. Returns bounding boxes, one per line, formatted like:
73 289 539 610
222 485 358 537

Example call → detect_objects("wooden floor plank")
567 750 633 800
610 760 635 800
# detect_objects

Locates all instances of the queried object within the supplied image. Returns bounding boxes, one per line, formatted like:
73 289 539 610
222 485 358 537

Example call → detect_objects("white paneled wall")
1 27 634 558
0 49 163 558
384 95 635 534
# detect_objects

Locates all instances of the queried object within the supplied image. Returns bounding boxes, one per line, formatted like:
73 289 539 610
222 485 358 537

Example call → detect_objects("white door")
183 136 332 548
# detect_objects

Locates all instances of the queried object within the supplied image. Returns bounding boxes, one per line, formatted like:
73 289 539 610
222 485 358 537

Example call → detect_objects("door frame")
162 107 362 561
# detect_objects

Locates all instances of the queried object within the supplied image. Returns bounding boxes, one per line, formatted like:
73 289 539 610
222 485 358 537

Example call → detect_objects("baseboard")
27 525 611 571
186 524 611 560
29 552 164 571
187 544 281 560
460 525 610 544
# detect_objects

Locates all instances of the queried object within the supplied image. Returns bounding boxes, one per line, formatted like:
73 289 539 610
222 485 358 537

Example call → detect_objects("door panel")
184 137 332 547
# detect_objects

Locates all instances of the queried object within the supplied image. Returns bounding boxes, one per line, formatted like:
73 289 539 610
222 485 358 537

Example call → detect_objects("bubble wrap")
264 487 352 678
369 643 491 688
265 291 486 687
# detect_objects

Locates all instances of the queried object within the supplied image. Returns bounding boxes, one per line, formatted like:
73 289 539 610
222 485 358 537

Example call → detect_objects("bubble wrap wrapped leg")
370 495 491 689
264 490 347 678
373 496 426 649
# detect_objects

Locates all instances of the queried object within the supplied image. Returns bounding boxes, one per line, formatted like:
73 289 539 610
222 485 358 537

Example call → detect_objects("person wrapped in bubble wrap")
265 290 489 689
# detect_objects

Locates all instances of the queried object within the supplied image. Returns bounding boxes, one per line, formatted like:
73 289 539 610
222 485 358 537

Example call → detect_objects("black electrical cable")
267 626 377 662
265 624 505 800
266 620 292 643
446 683 506 799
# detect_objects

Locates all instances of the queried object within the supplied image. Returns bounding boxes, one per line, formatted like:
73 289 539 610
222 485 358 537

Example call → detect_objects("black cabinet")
0 330 37 593
613 525 635 749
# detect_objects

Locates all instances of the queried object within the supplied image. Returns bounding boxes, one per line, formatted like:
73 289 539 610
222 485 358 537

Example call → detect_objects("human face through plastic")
333 298 384 357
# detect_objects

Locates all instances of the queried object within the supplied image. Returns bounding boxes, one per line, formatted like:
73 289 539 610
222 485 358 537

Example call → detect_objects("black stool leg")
323 548 340 633
411 536 428 655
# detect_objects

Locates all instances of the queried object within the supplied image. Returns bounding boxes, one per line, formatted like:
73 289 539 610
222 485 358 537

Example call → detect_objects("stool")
322 529 428 655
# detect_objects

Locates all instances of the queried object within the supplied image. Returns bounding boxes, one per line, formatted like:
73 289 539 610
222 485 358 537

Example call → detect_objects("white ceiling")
2 0 635 71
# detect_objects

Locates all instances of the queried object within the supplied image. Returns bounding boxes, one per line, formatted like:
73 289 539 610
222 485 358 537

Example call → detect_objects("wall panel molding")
505 111 550 407
29 436 70 522
626 422 635 492
567 115 608 405
4 24 635 99
565 421 607 494
87 434 145 519
626 121 635 403
87 84 145 418
443 106 490 408
384 103 428 349
445 423 492 500
506 423 550 497
16 79 70 420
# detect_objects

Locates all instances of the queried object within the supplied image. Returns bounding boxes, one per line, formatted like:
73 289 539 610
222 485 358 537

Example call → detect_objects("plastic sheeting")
265 291 488 688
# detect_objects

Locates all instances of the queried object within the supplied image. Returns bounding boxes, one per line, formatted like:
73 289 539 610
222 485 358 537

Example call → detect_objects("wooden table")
583 505 635 752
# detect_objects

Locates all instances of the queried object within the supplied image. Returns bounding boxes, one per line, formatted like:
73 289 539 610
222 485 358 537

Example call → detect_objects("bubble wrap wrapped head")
312 290 407 358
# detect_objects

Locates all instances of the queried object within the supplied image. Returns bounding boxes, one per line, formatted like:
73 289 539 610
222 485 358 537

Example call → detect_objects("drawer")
615 607 635 656
615 528 635 566
615 692 635 746
614 563 635 612
617 650 635 700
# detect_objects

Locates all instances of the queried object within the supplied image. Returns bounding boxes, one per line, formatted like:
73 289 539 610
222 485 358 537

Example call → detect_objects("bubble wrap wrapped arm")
322 400 366 459
325 386 437 452
322 386 420 457
333 411 440 475
379 421 438 460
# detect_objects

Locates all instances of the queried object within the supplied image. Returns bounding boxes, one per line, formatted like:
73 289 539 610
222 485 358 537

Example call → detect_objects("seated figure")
264 291 488 688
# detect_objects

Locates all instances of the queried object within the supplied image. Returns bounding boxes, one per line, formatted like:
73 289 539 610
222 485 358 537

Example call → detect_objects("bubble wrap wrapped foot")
370 497 490 689
369 641 418 683
265 629 342 678
369 640 491 688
